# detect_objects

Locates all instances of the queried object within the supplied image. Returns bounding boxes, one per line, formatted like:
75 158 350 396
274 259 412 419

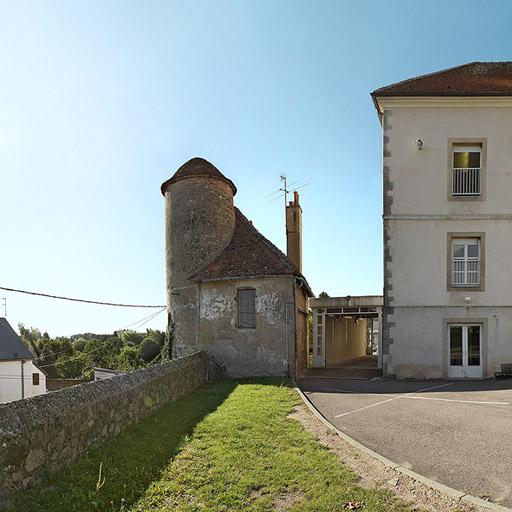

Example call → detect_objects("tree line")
18 324 168 380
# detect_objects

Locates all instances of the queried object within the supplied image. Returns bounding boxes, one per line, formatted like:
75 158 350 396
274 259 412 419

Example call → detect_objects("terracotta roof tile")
191 208 313 296
372 62 512 97
161 157 237 196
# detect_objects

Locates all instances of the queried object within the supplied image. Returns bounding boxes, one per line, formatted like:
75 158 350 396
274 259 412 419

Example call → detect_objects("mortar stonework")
164 177 236 356
0 353 207 497
382 111 394 375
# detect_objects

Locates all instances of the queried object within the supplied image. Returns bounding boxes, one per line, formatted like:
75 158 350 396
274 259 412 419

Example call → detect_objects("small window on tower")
237 288 256 329
32 373 39 386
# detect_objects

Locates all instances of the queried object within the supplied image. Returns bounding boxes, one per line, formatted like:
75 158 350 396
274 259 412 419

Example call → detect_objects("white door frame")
447 323 483 378
312 309 326 367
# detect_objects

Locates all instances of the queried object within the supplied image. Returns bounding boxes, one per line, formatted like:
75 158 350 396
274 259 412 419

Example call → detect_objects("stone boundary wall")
0 352 207 497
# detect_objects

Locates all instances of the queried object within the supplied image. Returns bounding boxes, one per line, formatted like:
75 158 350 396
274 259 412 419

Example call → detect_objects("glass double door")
448 324 482 378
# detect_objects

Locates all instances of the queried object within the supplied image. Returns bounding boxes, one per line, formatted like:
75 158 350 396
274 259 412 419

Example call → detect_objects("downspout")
285 301 288 376
20 359 25 399
292 283 297 377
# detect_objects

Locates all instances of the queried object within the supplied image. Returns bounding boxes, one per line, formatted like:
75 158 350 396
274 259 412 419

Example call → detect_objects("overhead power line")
0 286 166 308
27 307 167 363
121 307 167 330
37 307 167 369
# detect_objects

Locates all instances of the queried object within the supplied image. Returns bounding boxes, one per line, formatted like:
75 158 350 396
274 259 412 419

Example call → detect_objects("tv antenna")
1 297 6 317
265 175 310 209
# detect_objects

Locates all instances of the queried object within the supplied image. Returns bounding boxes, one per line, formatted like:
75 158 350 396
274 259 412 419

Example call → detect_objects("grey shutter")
238 289 256 328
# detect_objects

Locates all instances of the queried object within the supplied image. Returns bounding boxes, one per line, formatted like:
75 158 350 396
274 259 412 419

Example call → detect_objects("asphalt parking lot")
298 377 512 508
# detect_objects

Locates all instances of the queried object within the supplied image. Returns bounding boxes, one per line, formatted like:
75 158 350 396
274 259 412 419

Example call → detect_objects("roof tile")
191 208 313 296
372 62 512 97
161 157 237 196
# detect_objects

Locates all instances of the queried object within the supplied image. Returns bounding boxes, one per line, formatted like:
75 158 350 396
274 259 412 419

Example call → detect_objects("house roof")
372 62 512 98
93 367 125 375
161 157 237 196
191 207 313 297
0 317 33 361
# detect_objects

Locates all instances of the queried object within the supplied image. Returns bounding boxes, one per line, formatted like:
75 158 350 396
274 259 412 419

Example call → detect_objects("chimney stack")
286 191 302 273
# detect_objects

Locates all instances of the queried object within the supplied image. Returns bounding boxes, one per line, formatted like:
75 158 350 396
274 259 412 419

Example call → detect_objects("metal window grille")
452 167 481 196
452 240 480 286
452 147 481 196
237 289 256 328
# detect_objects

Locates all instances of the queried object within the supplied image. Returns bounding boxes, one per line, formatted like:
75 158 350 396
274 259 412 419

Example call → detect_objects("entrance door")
448 324 483 378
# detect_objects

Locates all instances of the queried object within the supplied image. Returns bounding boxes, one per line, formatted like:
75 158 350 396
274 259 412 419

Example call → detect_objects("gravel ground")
289 404 480 512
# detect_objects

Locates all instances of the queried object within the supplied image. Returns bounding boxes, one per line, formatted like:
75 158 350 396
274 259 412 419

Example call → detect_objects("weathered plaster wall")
294 285 309 376
198 277 296 377
0 353 207 497
163 177 235 357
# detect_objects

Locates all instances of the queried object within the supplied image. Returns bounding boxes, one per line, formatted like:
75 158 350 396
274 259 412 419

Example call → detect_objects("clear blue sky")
1 0 510 336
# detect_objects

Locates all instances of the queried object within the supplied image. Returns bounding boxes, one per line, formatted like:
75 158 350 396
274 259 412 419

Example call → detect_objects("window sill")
447 286 485 292
449 195 484 201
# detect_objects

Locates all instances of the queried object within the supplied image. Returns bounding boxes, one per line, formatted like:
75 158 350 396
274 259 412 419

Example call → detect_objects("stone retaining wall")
0 352 207 497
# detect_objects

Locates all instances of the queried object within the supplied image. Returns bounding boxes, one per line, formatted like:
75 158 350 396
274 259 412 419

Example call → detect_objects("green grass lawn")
6 380 417 512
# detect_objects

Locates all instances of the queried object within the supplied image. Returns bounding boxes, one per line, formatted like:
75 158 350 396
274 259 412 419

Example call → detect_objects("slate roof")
191 208 313 296
161 157 237 196
372 62 512 98
0 317 33 361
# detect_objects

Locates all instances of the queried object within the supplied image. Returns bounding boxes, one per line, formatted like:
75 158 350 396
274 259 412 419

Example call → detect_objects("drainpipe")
20 359 25 400
292 286 297 377
285 301 289 376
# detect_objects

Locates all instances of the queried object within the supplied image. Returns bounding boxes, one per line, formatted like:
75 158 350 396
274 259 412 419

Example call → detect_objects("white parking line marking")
316 386 510 407
318 387 395 396
334 383 454 418
402 395 509 405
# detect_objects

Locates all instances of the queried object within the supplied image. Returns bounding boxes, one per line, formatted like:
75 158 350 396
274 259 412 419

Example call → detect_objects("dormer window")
452 144 481 196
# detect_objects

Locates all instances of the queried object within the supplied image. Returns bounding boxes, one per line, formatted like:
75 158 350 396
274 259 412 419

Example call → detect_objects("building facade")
161 158 312 378
372 62 512 379
0 318 46 403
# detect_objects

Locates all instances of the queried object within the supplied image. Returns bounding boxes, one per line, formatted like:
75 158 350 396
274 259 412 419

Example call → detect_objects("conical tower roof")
161 157 237 195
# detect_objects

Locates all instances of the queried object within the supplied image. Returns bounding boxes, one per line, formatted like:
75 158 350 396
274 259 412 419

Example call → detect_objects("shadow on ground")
4 381 237 512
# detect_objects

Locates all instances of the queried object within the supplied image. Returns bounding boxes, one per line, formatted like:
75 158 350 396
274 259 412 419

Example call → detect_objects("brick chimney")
286 191 302 272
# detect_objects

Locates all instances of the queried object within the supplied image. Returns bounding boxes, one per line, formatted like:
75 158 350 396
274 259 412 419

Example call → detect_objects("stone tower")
161 157 237 357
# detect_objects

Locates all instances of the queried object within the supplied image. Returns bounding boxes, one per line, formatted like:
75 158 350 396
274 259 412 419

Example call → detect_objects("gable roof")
191 208 313 296
372 62 512 98
0 317 33 361
161 157 237 196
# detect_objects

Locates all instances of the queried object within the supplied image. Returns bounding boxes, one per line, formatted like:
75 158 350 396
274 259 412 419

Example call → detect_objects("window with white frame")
237 288 256 328
452 144 482 196
452 238 480 286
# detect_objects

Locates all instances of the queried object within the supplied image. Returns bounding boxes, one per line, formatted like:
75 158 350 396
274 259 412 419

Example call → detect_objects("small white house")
0 317 46 403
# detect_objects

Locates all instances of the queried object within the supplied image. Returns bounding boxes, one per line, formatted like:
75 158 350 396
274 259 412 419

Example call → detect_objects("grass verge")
6 380 418 512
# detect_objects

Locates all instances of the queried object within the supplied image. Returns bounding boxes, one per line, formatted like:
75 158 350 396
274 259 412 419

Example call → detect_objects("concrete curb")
293 383 511 512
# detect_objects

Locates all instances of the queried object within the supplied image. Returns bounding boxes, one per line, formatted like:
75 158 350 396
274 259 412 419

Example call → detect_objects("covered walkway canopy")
310 295 383 370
